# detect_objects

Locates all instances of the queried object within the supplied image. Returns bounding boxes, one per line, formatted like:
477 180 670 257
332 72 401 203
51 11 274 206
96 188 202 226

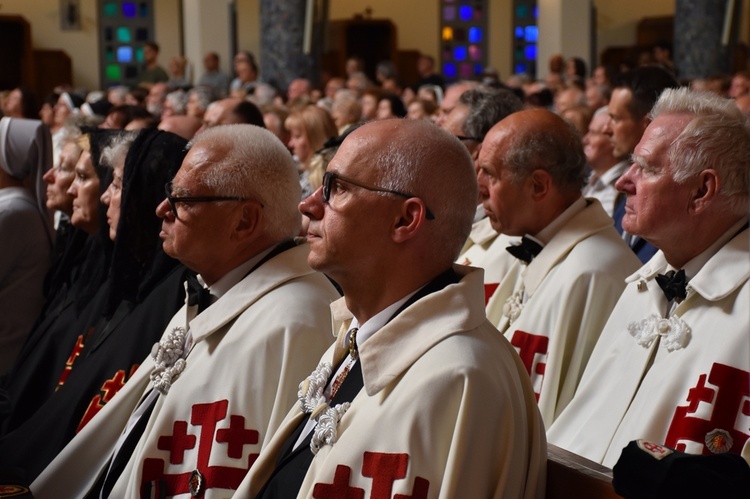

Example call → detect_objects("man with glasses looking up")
236 118 546 498
32 124 340 499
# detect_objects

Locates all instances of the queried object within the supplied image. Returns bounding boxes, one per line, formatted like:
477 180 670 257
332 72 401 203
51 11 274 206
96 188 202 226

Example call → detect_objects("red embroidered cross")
77 365 139 432
665 363 750 454
216 415 259 459
362 452 408 499
56 334 87 388
510 330 549 401
313 465 365 499
484 283 500 305
158 421 197 464
313 452 430 499
141 399 260 497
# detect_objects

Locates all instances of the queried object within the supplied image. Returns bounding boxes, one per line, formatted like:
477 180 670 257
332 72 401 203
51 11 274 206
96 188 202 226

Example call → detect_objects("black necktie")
506 236 544 264
186 272 212 313
655 269 687 303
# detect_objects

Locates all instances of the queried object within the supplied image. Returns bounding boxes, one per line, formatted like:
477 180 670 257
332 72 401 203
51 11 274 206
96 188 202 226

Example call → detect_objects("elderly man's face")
583 111 615 171
476 125 536 236
155 143 240 274
298 134 401 281
615 113 694 246
606 88 648 159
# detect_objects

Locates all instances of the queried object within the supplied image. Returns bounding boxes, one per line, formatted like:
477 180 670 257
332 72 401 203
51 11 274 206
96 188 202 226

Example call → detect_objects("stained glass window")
440 0 488 83
98 0 155 88
513 1 538 78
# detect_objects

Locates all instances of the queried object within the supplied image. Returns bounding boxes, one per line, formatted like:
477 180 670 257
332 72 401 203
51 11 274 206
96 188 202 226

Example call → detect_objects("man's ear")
233 201 263 241
529 169 552 201
690 168 719 215
392 198 428 243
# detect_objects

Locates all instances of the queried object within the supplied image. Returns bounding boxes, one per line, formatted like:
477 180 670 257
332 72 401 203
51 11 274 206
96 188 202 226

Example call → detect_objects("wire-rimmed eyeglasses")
322 171 436 220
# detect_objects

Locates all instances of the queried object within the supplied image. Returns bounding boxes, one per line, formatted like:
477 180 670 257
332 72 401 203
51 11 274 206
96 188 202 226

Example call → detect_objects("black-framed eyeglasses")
322 171 435 220
164 181 248 218
455 135 483 142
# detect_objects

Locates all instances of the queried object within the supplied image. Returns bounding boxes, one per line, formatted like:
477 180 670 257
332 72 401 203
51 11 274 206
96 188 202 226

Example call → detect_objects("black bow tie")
506 236 544 264
655 269 687 303
186 272 213 313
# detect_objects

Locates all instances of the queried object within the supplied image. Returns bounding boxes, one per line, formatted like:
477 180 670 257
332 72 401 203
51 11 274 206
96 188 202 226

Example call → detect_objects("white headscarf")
0 117 54 240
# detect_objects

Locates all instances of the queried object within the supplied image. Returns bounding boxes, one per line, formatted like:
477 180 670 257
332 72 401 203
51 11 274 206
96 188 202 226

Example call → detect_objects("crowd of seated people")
0 43 748 498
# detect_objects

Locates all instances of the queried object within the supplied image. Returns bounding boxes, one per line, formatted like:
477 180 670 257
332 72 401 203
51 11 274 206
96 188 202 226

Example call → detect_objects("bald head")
348 119 478 262
158 115 202 141
485 109 586 192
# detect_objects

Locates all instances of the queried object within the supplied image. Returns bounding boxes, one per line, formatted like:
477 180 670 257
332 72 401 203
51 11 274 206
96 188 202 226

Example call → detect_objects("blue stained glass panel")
525 45 537 60
122 2 137 18
459 6 472 21
524 26 538 43
515 63 527 74
454 46 467 61
534 6 539 18
468 27 482 43
475 63 483 75
515 27 524 38
444 63 457 79
140 2 149 16
118 46 134 63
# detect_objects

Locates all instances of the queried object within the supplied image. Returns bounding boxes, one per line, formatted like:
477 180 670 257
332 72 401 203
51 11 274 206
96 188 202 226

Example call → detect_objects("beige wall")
2 0 747 90
0 0 180 90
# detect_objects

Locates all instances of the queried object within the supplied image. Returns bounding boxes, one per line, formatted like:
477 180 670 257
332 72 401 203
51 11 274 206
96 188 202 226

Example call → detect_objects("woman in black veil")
0 129 191 482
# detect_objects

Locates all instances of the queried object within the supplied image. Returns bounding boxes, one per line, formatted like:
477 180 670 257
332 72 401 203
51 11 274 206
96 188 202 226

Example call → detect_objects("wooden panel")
32 50 73 100
323 18 397 81
0 15 34 90
546 444 622 499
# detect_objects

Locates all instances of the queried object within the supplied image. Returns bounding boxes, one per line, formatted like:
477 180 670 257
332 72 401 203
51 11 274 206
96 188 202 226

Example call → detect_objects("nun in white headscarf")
0 116 54 373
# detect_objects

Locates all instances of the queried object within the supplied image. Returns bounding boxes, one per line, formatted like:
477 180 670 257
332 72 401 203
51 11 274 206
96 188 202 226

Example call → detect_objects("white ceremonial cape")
548 227 750 468
235 265 547 499
31 243 339 498
486 199 640 428
457 217 519 305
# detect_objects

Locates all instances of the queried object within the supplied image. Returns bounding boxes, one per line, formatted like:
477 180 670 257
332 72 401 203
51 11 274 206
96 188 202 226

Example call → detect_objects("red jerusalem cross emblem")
664 363 750 455
312 451 430 499
140 399 260 498
510 330 548 401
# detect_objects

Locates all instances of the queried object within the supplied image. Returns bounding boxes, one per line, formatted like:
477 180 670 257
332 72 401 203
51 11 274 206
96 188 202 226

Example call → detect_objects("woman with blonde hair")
285 105 336 197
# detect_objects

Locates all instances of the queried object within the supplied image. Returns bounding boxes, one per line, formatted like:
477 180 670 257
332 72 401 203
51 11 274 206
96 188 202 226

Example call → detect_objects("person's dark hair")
569 57 587 80
16 87 38 119
460 87 523 141
614 66 680 120
525 88 554 108
127 87 148 106
380 94 407 118
43 92 60 108
145 41 160 53
231 101 265 128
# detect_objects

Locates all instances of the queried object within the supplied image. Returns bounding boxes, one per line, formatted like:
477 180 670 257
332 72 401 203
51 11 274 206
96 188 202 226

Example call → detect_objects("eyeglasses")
322 171 435 220
164 181 248 218
455 135 483 142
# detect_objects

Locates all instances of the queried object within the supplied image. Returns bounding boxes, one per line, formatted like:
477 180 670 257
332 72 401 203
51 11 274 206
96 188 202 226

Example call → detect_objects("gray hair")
188 87 212 113
100 131 139 170
651 87 750 215
189 124 301 240
459 86 523 140
505 112 587 192
368 120 478 262
165 90 188 115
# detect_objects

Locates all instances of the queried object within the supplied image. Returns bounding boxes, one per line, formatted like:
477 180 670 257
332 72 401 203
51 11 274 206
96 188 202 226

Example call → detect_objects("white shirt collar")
533 196 587 246
198 244 277 300
346 288 422 351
